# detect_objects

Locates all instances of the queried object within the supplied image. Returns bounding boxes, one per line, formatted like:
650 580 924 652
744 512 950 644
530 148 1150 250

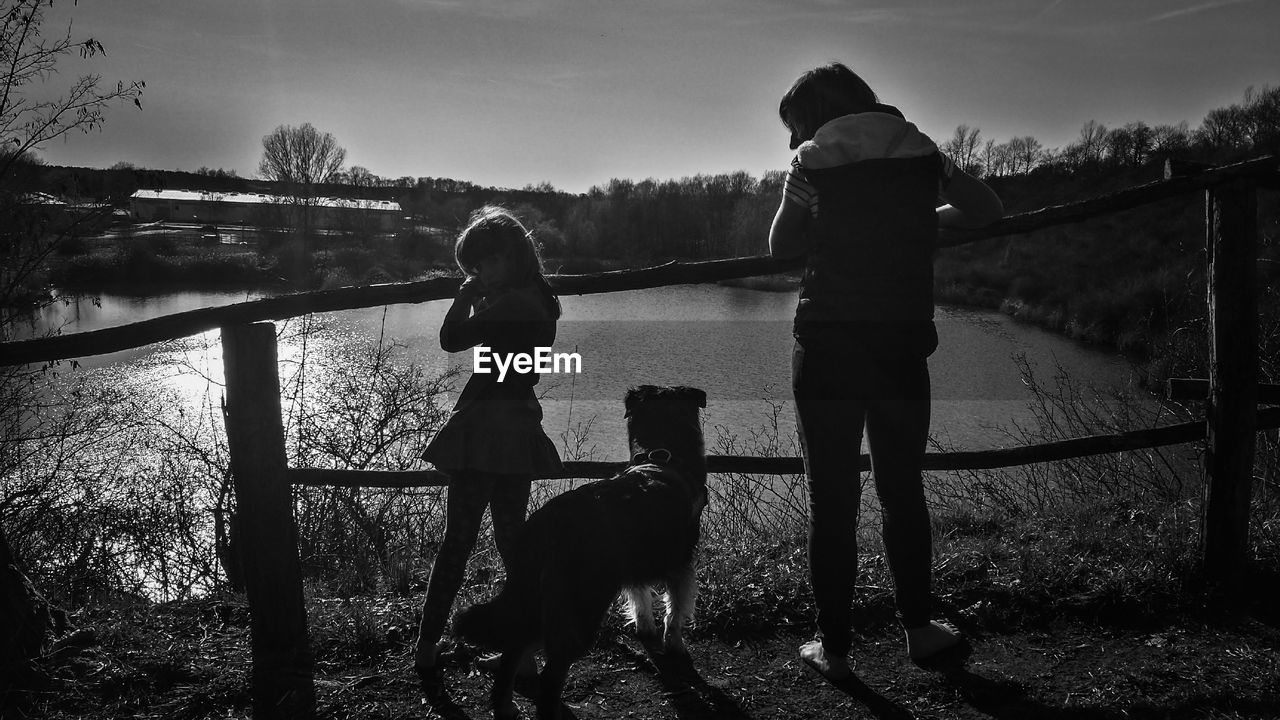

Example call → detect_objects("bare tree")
339 165 377 188
983 138 1017 177
1198 105 1248 149
1 0 143 681
1151 122 1191 156
1104 121 1155 167
1242 85 1280 151
0 2 144 182
1125 121 1154 166
258 122 346 190
1076 120 1109 166
942 124 983 175
257 123 345 260
980 137 999 177
2 0 144 307
1006 135 1044 174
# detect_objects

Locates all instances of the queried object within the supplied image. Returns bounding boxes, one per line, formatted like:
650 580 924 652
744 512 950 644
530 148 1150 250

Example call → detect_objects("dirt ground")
387 622 1280 720
12 598 1280 719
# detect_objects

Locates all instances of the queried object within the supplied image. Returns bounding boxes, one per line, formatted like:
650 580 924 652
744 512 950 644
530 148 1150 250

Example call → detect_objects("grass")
14 591 1280 719
50 235 277 292
6 425 1280 719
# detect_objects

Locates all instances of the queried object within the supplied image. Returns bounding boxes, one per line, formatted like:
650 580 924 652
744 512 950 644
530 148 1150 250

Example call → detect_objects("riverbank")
32 221 449 296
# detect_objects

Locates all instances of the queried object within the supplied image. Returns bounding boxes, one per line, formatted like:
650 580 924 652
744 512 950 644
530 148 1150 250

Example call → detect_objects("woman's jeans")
792 323 936 655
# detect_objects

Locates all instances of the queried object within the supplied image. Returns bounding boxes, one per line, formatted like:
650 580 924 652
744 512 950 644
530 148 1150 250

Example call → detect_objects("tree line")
524 83 1280 265
943 85 1279 178
15 82 1278 272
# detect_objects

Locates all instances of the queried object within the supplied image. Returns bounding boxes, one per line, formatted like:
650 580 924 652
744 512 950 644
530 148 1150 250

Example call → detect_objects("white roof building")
129 189 403 232
129 189 400 212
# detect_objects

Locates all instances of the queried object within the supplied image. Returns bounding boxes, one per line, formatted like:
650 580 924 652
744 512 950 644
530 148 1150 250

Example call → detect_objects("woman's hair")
779 61 879 147
455 205 561 318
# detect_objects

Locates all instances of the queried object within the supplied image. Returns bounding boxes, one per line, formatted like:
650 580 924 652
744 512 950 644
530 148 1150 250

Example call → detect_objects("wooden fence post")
1202 180 1259 587
222 322 315 717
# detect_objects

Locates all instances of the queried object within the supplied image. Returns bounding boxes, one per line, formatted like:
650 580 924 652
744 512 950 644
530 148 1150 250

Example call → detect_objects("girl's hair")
779 61 879 147
455 205 561 319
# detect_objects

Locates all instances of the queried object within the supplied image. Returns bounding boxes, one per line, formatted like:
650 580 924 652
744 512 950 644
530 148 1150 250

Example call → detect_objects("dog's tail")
453 582 539 649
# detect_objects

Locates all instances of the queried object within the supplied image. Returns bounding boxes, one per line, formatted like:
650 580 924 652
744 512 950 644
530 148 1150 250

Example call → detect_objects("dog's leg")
662 562 697 655
622 586 658 639
535 652 571 720
491 644 530 720
538 576 616 719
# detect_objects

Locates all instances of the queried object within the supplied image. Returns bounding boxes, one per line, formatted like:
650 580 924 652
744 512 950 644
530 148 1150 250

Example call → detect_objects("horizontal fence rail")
3 156 1276 368
3 258 792 366
288 407 1280 488
936 155 1279 247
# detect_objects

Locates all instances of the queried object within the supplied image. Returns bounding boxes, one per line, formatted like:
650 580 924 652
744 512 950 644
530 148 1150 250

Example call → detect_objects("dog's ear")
677 387 707 408
625 385 706 411
624 385 659 413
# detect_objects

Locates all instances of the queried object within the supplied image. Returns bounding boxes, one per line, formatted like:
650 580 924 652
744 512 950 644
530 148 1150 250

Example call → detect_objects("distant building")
21 191 67 207
19 192 116 230
129 189 403 232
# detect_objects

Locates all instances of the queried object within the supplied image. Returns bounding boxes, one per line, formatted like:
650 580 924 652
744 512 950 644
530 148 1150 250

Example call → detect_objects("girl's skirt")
422 386 564 476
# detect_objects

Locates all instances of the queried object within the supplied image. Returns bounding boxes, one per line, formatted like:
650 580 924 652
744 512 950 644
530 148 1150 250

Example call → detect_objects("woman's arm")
769 198 809 259
937 167 1003 229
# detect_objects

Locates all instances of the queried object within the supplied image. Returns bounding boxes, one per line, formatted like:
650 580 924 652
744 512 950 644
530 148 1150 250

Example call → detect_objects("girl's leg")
464 472 538 677
793 336 865 669
487 473 532 569
415 472 495 670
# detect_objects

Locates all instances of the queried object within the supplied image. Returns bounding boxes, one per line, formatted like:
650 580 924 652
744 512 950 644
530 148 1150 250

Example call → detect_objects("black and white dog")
454 385 708 720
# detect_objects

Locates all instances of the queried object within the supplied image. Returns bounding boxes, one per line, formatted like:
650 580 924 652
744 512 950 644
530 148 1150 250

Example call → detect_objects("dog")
454 385 708 720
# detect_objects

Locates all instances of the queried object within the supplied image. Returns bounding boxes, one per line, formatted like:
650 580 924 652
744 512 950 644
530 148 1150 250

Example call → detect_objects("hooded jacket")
789 105 951 332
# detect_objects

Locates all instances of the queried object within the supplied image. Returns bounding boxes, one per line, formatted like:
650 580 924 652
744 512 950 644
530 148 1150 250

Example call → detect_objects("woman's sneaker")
905 621 969 668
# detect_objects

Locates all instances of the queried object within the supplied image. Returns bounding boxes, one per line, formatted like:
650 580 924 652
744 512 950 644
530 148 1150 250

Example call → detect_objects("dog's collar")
630 448 673 466
626 449 707 522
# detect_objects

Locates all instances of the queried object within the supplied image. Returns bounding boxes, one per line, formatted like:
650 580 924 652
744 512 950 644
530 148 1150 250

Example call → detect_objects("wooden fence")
2 155 1278 717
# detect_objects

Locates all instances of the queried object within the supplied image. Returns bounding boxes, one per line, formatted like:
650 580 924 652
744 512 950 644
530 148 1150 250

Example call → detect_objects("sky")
30 0 1278 194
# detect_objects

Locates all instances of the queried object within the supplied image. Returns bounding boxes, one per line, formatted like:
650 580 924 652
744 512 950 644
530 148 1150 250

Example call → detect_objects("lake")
29 283 1145 462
